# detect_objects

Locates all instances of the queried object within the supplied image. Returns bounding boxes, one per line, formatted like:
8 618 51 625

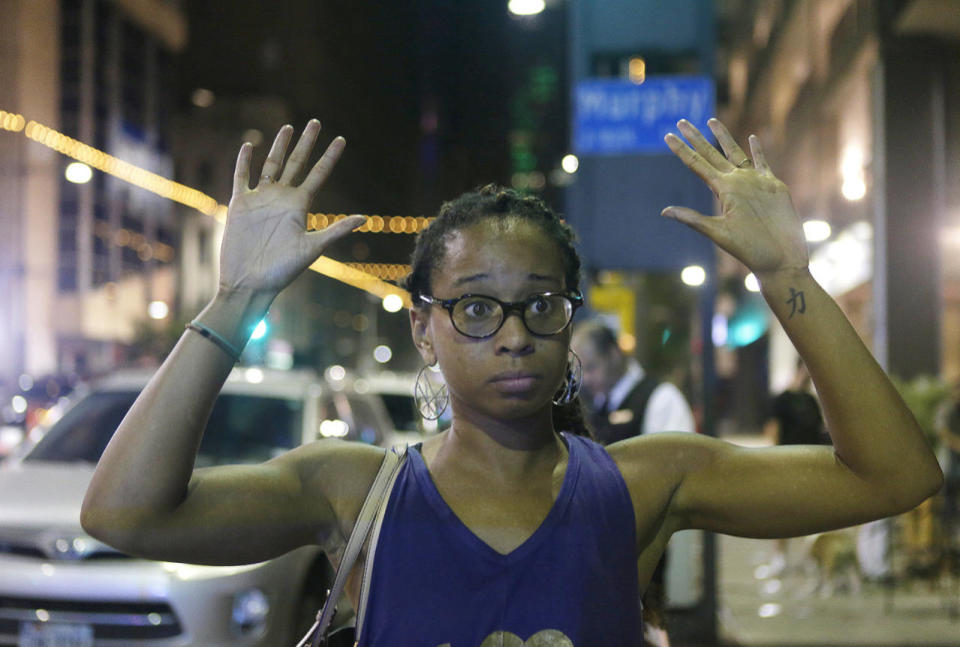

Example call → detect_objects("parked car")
356 372 424 447
0 367 394 646
350 371 448 449
1 374 78 460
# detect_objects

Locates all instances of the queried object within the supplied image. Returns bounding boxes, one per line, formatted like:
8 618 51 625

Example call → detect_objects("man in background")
572 321 697 647
572 321 695 443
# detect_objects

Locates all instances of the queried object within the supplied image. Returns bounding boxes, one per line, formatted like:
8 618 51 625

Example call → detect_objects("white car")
351 371 447 449
0 367 393 647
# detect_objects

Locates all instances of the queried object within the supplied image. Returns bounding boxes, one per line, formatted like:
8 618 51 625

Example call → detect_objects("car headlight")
231 588 270 635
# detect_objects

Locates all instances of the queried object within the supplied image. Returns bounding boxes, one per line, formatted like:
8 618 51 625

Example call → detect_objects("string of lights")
311 258 411 308
1 109 413 305
92 220 176 264
343 263 411 282
307 213 433 234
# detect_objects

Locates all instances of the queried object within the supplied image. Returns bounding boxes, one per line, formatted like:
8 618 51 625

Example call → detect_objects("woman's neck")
424 403 564 485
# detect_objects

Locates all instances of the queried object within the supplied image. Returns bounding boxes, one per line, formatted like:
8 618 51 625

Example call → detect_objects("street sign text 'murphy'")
574 76 715 155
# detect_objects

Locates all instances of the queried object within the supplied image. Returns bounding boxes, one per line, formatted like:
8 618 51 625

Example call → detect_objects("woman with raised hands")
82 116 942 646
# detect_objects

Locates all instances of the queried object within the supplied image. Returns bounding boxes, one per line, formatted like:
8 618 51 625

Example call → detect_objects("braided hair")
403 184 592 439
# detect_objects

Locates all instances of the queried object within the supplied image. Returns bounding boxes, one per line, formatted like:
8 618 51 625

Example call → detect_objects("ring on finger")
735 158 752 168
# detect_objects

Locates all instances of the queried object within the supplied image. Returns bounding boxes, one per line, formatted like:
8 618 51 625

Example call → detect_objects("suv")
352 372 445 449
0 367 393 646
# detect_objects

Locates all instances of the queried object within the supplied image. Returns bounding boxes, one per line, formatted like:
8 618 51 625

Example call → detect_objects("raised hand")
218 120 365 296
663 118 808 276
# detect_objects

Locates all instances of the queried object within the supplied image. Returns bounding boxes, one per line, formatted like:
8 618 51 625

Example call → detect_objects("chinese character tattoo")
786 287 806 317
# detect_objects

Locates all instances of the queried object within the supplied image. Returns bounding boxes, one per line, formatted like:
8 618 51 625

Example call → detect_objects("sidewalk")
718 532 959 645
715 435 960 645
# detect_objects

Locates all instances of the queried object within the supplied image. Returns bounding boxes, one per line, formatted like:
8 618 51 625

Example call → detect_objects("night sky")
173 1 568 368
174 1 567 222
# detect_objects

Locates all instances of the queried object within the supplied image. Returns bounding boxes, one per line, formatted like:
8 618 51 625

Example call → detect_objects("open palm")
218 120 365 295
663 119 808 276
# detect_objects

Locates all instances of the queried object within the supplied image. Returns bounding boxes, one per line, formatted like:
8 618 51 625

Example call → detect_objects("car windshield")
25 390 303 466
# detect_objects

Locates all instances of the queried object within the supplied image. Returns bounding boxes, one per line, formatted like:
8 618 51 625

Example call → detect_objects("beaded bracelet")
185 321 243 362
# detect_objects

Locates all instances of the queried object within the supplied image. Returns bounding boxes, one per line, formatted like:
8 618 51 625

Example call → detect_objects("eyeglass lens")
451 294 573 337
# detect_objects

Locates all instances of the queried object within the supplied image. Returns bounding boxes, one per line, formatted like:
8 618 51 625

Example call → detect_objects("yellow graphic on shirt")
435 629 575 647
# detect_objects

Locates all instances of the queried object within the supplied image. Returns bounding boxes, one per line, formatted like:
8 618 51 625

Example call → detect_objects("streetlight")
508 0 545 16
373 345 393 364
65 162 92 184
840 146 866 201
803 220 831 242
561 154 579 174
382 293 404 313
147 301 169 320
191 88 215 108
681 265 706 287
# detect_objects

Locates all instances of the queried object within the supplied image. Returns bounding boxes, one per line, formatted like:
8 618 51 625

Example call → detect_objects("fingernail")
661 207 675 218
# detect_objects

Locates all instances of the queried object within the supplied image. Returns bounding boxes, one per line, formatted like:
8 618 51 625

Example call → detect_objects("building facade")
716 0 960 387
0 0 187 398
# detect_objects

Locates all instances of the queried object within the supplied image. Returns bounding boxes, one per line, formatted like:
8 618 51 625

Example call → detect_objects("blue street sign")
574 76 715 155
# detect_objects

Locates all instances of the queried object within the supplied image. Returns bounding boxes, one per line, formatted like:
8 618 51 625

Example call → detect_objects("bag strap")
298 445 407 647
354 444 406 636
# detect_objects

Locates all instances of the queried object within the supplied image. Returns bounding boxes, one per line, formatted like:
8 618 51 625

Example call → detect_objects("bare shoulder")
91 439 390 565
276 439 387 543
604 433 719 545
606 431 717 486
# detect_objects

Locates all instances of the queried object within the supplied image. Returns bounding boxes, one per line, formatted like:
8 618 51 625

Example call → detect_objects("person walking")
763 359 827 575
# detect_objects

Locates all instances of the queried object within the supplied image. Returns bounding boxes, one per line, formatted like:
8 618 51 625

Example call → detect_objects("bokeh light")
680 265 706 287
65 162 93 184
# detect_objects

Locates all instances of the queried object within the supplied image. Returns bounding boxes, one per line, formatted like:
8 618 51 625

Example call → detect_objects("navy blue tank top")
359 432 641 646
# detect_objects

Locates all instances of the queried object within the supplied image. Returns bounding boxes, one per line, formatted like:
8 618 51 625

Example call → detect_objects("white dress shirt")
602 361 701 618
600 359 695 434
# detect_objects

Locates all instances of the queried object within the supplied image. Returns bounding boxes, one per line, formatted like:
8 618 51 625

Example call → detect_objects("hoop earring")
553 349 582 406
415 362 449 421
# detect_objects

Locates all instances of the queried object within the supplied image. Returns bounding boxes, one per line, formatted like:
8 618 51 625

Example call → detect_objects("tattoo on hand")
786 288 806 317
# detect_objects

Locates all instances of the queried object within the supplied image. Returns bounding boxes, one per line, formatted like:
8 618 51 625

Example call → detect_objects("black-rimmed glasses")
417 291 584 339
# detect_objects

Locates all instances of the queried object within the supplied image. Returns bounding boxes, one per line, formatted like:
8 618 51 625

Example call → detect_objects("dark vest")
590 374 660 446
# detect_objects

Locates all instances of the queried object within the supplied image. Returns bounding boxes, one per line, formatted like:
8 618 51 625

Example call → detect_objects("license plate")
18 622 94 647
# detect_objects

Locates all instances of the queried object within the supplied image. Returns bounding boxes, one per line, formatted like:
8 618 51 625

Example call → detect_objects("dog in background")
803 529 862 597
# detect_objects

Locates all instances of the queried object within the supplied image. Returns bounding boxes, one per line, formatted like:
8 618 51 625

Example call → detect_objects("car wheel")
291 558 362 646
292 558 329 638
293 592 357 647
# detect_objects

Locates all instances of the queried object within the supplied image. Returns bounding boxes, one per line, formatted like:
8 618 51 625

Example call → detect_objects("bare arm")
616 119 942 541
81 122 378 564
